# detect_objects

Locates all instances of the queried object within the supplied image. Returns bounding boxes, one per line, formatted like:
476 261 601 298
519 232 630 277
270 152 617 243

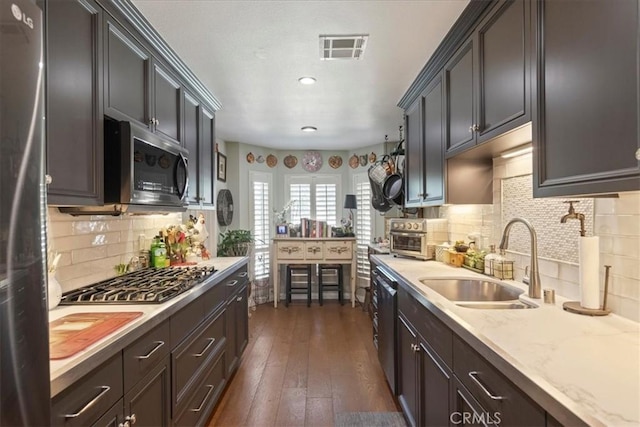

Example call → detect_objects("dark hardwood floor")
207 302 399 426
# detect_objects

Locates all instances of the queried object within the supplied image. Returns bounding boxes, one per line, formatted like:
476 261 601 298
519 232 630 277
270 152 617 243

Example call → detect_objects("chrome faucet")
498 217 541 299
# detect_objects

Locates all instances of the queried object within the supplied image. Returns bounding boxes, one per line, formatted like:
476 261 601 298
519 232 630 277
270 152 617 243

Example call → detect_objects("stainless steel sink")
456 301 537 310
420 278 524 302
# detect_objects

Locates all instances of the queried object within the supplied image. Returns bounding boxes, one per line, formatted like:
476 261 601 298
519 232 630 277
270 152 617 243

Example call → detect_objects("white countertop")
372 255 639 427
49 257 247 395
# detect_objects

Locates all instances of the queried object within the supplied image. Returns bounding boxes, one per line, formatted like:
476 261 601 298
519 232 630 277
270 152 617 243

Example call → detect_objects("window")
354 173 373 285
250 171 272 280
285 175 340 227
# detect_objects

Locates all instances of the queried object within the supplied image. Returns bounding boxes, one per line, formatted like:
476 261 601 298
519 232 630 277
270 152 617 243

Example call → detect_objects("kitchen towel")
579 236 600 309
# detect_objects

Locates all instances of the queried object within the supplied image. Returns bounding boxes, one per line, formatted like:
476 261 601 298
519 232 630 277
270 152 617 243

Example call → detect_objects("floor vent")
319 34 369 60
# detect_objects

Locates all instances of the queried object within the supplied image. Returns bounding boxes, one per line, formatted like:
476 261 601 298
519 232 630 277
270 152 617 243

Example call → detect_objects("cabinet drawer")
171 298 204 347
52 354 123 427
276 241 305 260
453 336 545 425
204 282 226 318
398 285 452 368
224 266 249 300
172 308 225 411
91 398 123 427
123 320 170 391
304 242 324 260
324 241 353 260
173 351 226 427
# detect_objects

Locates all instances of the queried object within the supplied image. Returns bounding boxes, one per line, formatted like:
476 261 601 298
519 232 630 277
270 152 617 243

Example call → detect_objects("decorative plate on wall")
328 155 343 169
266 154 278 168
301 151 323 172
349 154 359 169
284 155 298 168
246 152 255 163
216 189 234 226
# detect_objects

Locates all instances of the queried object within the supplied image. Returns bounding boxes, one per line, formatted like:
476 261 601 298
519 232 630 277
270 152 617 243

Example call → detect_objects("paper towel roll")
579 236 600 309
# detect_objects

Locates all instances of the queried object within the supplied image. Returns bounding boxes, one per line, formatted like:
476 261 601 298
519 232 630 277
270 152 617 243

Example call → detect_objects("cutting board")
49 312 142 360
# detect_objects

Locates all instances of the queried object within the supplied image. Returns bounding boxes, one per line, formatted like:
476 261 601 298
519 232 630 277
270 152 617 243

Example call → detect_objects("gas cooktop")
60 266 217 305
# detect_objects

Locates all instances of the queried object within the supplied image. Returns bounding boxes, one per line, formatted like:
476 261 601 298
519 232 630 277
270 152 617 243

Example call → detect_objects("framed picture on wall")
217 152 227 182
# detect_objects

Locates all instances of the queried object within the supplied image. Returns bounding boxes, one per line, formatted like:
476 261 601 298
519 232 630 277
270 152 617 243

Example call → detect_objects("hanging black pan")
382 172 403 205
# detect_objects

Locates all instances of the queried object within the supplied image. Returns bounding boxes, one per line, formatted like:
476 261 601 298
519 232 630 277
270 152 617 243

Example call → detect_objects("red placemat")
49 312 142 360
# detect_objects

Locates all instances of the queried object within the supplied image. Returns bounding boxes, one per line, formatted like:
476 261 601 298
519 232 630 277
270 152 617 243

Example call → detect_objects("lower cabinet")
51 263 250 427
395 282 547 427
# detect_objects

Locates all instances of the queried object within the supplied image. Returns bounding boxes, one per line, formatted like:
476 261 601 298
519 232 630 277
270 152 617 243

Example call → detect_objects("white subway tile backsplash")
612 236 640 258
558 263 579 285
617 215 640 236
71 246 108 264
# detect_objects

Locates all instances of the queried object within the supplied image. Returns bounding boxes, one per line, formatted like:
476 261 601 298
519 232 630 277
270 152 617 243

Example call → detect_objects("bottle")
152 237 167 268
149 236 159 267
484 244 498 276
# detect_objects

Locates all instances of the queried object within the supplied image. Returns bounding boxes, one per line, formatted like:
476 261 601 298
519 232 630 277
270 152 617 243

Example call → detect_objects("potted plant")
217 229 254 257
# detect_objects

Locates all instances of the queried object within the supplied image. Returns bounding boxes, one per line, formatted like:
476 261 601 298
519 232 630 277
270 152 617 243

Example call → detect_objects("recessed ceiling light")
298 77 316 85
301 126 317 132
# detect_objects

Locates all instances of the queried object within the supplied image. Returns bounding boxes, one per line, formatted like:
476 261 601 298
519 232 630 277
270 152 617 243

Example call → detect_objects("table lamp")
343 194 357 236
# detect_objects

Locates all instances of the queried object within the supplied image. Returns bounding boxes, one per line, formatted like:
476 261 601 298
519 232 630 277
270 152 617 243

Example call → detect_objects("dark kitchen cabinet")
532 0 640 197
104 17 183 145
123 356 171 427
183 91 201 205
453 335 546 426
200 107 216 207
445 0 530 157
405 73 446 208
450 376 490 426
397 285 452 427
152 62 181 143
225 271 249 376
404 96 423 207
183 98 215 208
44 0 104 206
104 16 150 128
422 76 445 206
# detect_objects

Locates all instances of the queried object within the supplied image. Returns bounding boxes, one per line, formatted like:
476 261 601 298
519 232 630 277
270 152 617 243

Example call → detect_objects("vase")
47 273 62 310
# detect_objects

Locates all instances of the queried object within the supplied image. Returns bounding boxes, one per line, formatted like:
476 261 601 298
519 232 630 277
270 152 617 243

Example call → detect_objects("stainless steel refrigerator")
1 0 50 425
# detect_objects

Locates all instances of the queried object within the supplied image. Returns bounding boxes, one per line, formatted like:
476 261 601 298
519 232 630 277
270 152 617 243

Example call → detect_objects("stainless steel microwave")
60 119 189 215
105 119 188 211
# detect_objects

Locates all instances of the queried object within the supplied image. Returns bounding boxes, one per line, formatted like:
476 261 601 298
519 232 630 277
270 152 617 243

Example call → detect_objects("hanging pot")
382 173 404 206
369 175 392 212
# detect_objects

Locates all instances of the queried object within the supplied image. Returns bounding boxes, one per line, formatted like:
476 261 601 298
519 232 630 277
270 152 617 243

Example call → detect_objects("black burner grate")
60 266 217 305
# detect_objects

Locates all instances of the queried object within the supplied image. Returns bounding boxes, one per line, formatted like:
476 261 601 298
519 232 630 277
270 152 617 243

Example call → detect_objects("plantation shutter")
354 174 373 283
250 171 272 280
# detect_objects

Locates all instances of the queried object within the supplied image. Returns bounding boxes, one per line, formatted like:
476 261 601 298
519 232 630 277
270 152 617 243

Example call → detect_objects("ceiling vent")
319 34 369 60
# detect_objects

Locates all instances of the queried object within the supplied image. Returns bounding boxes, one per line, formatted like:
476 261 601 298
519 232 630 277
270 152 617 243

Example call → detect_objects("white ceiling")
132 0 470 151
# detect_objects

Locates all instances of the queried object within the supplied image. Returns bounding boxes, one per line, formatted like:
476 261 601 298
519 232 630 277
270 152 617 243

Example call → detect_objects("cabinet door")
92 399 124 427
124 356 171 427
450 376 490 426
183 91 200 205
404 96 424 207
419 341 451 427
397 316 418 427
152 61 181 143
200 107 215 206
476 0 530 142
423 76 445 206
45 0 103 206
104 17 150 127
532 0 640 197
444 38 475 155
225 297 238 376
235 285 249 356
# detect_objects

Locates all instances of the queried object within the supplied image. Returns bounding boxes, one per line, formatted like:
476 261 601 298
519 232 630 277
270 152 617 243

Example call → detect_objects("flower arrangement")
161 223 192 265
274 199 296 225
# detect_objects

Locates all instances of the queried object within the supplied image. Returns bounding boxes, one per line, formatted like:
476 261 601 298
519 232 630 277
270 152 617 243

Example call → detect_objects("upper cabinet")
200 108 216 207
104 16 182 145
445 0 531 157
405 75 445 208
44 0 104 206
532 0 640 197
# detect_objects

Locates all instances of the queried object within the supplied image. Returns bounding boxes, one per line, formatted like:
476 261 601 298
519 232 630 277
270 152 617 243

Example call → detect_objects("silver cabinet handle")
238 272 248 278
468 371 505 400
636 148 640 160
125 414 137 425
45 174 52 185
118 422 129 427
135 341 164 360
149 118 155 125
64 385 111 418
226 280 238 287
155 119 160 126
193 337 216 358
236 296 243 302
190 385 214 412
